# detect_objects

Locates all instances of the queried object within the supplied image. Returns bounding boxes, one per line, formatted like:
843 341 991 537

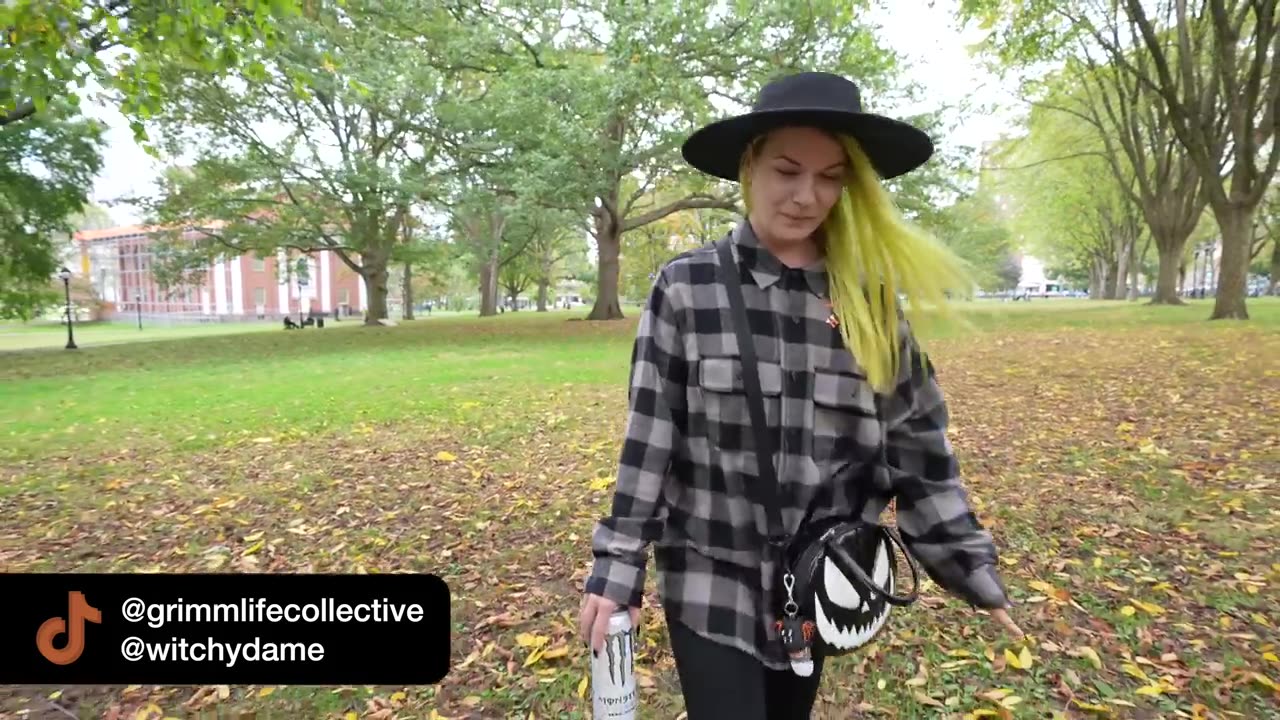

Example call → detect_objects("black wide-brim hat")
681 71 934 181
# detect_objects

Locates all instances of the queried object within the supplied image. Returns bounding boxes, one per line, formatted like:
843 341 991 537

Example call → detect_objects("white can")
591 608 637 719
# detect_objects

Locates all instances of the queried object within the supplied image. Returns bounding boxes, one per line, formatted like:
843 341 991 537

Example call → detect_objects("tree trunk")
1089 260 1106 299
1103 259 1119 300
587 209 624 320
478 254 499 317
509 289 520 311
1269 241 1279 295
1151 242 1186 305
537 279 549 311
1113 239 1130 300
402 263 414 320
1210 205 1252 320
362 262 390 326
1127 239 1141 300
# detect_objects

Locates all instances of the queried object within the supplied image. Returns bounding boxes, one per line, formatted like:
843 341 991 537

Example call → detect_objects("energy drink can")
591 608 637 719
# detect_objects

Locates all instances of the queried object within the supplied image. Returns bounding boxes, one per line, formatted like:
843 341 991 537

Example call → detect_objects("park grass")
1 298 1278 719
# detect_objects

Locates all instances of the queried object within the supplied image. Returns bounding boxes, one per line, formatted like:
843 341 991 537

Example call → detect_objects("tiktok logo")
36 591 102 665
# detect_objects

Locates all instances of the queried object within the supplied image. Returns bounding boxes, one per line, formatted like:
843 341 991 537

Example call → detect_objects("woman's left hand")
989 607 1025 640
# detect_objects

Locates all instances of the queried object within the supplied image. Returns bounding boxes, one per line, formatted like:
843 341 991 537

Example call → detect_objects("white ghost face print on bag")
813 534 894 649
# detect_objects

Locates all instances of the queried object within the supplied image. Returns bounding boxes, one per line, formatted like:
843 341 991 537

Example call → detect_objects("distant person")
578 71 1022 719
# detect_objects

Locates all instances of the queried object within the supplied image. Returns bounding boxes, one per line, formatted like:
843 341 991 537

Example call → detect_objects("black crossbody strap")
715 236 788 548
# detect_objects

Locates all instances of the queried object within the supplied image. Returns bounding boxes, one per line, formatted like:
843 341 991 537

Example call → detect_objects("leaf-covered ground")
1 300 1277 719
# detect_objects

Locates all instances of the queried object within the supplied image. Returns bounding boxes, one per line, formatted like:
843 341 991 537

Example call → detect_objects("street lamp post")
135 290 143 330
58 267 77 350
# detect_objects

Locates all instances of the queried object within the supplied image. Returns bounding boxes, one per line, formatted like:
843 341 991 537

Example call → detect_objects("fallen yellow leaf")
434 451 457 462
1028 580 1057 595
515 633 548 648
1120 605 1136 617
1071 699 1114 716
540 645 569 660
1121 663 1149 681
389 691 406 703
1263 652 1279 663
577 674 589 699
523 647 547 667
256 687 275 698
1071 646 1103 669
1131 599 1165 615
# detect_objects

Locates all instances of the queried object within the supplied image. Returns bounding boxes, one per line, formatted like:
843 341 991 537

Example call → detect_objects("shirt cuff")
585 555 646 608
953 563 1010 609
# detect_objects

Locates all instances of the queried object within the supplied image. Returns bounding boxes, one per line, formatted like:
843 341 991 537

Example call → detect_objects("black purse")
713 236 920 672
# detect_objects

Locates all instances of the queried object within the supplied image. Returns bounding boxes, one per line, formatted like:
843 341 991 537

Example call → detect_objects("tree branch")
622 194 737 232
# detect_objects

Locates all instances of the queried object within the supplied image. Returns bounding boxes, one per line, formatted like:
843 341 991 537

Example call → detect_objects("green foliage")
134 0 444 320
0 100 105 319
918 186 1020 292
0 0 299 139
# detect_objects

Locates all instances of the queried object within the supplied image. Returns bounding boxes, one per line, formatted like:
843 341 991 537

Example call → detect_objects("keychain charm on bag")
774 572 817 676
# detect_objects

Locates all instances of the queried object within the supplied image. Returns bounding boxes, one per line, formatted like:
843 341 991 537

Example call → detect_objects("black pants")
666 616 825 719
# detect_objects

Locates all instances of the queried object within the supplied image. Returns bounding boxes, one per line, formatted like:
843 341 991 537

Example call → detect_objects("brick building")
74 225 368 322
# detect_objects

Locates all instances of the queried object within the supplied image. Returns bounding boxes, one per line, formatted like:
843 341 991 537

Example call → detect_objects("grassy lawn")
1 298 1277 719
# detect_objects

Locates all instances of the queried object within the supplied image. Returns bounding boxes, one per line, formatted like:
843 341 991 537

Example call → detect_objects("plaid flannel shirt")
585 219 1009 670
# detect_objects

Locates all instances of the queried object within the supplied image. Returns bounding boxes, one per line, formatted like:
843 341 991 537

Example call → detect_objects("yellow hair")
740 132 975 394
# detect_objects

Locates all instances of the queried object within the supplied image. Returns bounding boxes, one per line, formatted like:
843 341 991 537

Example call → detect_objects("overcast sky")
81 0 1024 227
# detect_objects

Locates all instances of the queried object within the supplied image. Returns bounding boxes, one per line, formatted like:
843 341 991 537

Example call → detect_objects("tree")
1 0 298 136
985 113 1142 299
916 187 1019 292
136 0 444 326
0 99 104 319
959 0 1280 319
433 0 914 320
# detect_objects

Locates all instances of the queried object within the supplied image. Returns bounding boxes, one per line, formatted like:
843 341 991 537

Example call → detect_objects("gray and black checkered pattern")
585 219 1009 670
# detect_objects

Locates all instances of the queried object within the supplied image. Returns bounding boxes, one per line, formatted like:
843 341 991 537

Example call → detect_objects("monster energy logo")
604 628 633 687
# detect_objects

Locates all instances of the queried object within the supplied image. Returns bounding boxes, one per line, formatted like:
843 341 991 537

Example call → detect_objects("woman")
579 71 1023 719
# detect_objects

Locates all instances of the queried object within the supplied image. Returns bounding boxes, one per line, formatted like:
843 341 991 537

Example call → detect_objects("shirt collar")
731 218 829 298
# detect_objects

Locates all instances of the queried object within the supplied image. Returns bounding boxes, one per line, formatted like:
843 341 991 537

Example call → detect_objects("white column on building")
305 256 318 309
201 288 211 315
277 249 290 313
320 251 332 313
230 256 244 316
213 257 228 315
358 271 368 311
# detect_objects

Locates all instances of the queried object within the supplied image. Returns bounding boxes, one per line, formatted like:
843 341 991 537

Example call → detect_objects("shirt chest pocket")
811 368 881 463
696 355 783 453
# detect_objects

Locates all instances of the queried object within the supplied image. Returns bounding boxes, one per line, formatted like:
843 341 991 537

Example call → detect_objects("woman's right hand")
579 593 641 653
